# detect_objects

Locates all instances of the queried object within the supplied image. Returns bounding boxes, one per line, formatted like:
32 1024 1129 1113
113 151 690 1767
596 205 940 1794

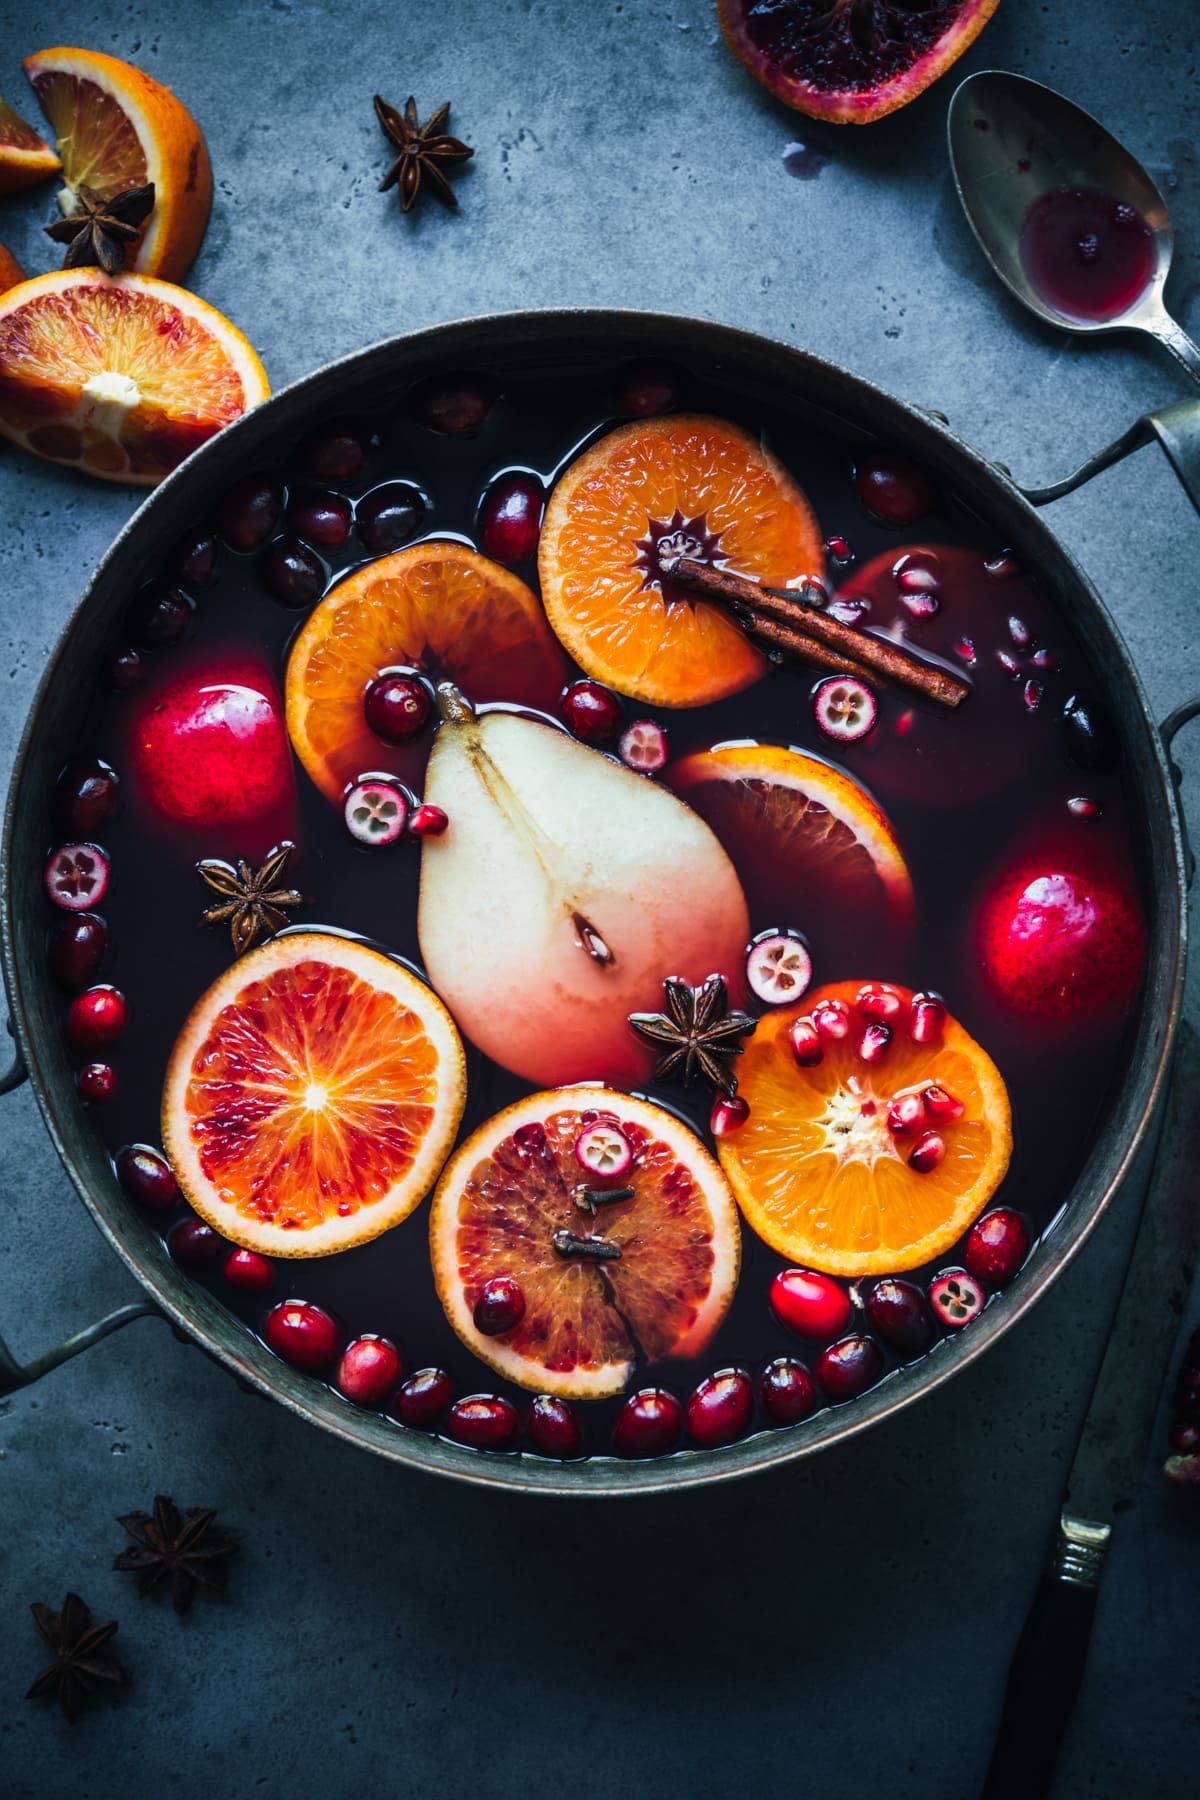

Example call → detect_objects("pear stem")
436 681 475 725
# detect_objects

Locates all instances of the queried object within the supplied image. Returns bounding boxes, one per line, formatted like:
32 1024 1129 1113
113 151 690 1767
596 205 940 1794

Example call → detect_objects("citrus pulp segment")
0 93 60 194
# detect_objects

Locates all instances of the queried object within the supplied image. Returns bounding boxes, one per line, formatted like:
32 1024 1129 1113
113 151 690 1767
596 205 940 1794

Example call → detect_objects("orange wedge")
0 93 60 194
0 244 26 296
0 270 268 484
429 1088 741 1398
718 980 1012 1276
24 46 212 281
286 542 568 804
538 413 823 706
162 933 467 1259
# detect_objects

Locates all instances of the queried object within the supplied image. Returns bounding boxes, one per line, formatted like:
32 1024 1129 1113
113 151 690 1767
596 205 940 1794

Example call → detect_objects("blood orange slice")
539 413 823 707
163 933 466 1257
0 244 26 297
429 1090 741 1398
0 93 60 195
718 980 1012 1276
285 542 568 804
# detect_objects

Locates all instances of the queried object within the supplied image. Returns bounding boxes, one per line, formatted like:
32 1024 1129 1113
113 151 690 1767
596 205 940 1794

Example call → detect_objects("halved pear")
417 687 751 1087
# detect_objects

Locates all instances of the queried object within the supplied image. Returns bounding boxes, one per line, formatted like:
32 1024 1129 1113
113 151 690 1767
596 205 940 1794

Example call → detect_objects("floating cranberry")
45 844 109 911
813 676 877 743
865 1278 934 1356
1061 694 1119 771
446 1395 520 1452
908 1131 945 1173
419 378 493 435
116 1144 178 1212
297 419 370 482
746 933 812 1006
788 1015 823 1066
390 1366 454 1429
289 491 352 548
259 535 326 608
49 913 108 991
473 1276 526 1337
55 759 120 836
478 471 544 564
560 680 622 743
168 1217 225 1269
224 1248 276 1294
687 1369 753 1449
364 672 432 742
574 1121 633 1177
132 584 195 649
816 1334 884 1402
929 1270 985 1328
769 1268 853 1341
66 985 128 1052
336 1334 401 1407
409 803 449 837
168 527 218 589
527 1395 584 1459
854 452 935 526
264 1299 342 1371
216 473 284 552
344 779 409 846
611 1388 683 1457
963 1208 1030 1287
759 1356 817 1425
619 719 669 773
710 1093 750 1137
77 1062 117 1103
108 647 146 690
616 360 679 417
356 482 426 555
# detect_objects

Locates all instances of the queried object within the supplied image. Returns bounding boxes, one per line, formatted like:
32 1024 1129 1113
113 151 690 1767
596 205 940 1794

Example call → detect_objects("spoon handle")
1151 314 1200 386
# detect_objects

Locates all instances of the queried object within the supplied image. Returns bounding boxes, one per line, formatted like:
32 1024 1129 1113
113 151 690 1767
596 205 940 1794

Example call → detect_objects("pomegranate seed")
527 1395 584 1458
223 1248 275 1294
901 589 939 620
336 1335 401 1407
827 597 869 625
812 999 850 1040
953 636 977 666
995 650 1021 680
355 482 425 554
616 360 679 417
865 1278 934 1356
894 709 915 738
908 1131 945 1173
447 1395 520 1452
45 844 110 911
66 985 128 1052
686 1369 753 1449
478 471 543 564
216 473 283 552
133 584 194 648
264 1300 342 1371
1008 615 1032 649
364 673 432 742
289 491 352 548
1062 694 1119 771
813 675 877 743
1024 679 1044 713
409 803 449 837
56 758 120 836
1030 647 1061 671
115 1145 178 1212
769 1269 853 1341
759 1357 817 1425
922 1084 964 1123
857 982 903 1022
169 527 218 589
893 550 940 594
611 1388 683 1457
909 992 945 1044
77 1062 118 1103
984 552 1020 580
618 719 669 773
854 452 935 526
746 933 812 1006
108 647 146 690
788 1016 823 1066
390 1367 453 1429
859 1022 892 1062
418 379 493 435
1067 794 1102 820
259 535 325 609
344 780 408 846
49 913 108 992
560 679 622 743
575 1121 633 1176
168 1218 225 1269
816 1334 884 1402
929 1270 985 1327
297 419 370 482
824 534 852 565
963 1208 1030 1287
886 1091 926 1136
473 1276 526 1337
710 1093 750 1137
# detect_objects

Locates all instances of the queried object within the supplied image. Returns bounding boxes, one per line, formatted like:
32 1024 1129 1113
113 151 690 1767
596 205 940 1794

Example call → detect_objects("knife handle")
979 1514 1110 1800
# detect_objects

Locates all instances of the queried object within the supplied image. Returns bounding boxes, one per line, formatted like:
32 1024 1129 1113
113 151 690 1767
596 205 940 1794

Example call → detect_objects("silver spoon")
948 70 1200 383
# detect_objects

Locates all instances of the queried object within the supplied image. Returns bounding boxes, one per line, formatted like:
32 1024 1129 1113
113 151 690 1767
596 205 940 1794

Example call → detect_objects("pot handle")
1162 697 1200 887
0 1301 162 1399
0 1023 27 1096
1009 398 1200 520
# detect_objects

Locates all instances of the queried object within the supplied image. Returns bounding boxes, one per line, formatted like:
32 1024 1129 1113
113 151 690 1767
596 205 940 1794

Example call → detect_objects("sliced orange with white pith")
538 412 824 706
717 980 1012 1276
0 93 60 195
429 1089 741 1398
163 933 466 1258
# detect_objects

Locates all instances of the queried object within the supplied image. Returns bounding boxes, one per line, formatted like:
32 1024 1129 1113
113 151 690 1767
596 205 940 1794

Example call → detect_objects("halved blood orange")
24 46 212 281
668 742 913 961
285 542 568 804
0 93 60 195
718 980 1012 1276
0 270 268 484
538 413 823 707
429 1089 741 1398
0 244 26 297
162 933 466 1258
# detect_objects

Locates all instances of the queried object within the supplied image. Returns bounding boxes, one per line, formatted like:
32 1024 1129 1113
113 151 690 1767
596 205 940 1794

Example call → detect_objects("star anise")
26 1593 127 1722
44 182 156 275
198 841 303 955
114 1493 238 1615
374 94 474 212
628 974 757 1096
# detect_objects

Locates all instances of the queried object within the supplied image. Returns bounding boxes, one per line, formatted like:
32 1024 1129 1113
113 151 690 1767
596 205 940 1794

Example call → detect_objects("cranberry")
611 1388 683 1457
259 535 326 608
390 1366 454 1429
77 1062 117 1103
418 378 492 435
619 719 670 773
759 1357 817 1426
854 452 935 526
49 913 108 991
336 1334 401 1407
473 1276 526 1337
115 1144 179 1212
929 1270 985 1328
168 527 218 589
45 844 109 912
168 1218 225 1270
560 679 622 744
527 1395 584 1459
816 1334 885 1403
409 803 448 837
65 985 128 1052
223 1248 276 1294
55 759 120 836
356 481 426 555
288 490 352 548
132 585 194 649
216 473 284 552
263 1299 342 1371
865 1278 934 1356
344 779 409 846
686 1369 753 1449
963 1209 1030 1288
296 419 370 482
364 672 432 742
108 647 146 690
769 1268 853 1341
1169 1421 1200 1456
616 360 679 417
478 471 543 564
446 1395 520 1452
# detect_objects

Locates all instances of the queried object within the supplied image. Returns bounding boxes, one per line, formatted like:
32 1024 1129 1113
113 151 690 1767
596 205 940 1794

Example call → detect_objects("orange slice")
429 1089 741 1398
162 933 466 1258
24 47 212 282
0 93 60 194
718 980 1012 1276
286 542 568 804
0 270 268 485
0 244 26 297
538 413 823 707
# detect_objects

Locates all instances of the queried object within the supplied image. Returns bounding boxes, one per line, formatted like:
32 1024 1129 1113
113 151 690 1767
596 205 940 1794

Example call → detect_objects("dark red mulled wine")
1019 187 1156 322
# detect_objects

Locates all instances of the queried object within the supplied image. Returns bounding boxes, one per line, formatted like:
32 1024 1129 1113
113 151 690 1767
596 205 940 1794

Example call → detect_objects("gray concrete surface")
0 3 1197 1796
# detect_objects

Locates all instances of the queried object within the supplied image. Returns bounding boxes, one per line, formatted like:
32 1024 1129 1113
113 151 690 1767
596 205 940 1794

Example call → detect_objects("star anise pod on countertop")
44 182 156 275
197 841 303 955
114 1493 238 1615
374 94 474 212
26 1592 127 1722
628 974 756 1096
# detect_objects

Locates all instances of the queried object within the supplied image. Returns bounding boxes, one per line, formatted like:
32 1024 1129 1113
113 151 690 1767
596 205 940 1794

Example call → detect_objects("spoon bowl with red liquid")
948 70 1200 382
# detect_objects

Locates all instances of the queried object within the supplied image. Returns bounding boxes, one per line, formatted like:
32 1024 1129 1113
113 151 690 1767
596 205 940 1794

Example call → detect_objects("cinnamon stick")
669 557 970 710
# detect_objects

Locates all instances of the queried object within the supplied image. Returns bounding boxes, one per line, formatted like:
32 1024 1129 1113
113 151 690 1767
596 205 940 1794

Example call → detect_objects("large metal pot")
2 310 1196 1495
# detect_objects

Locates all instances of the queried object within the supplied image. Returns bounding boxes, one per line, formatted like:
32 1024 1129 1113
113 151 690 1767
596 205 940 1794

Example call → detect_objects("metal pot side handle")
1013 398 1200 521
1162 697 1200 888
